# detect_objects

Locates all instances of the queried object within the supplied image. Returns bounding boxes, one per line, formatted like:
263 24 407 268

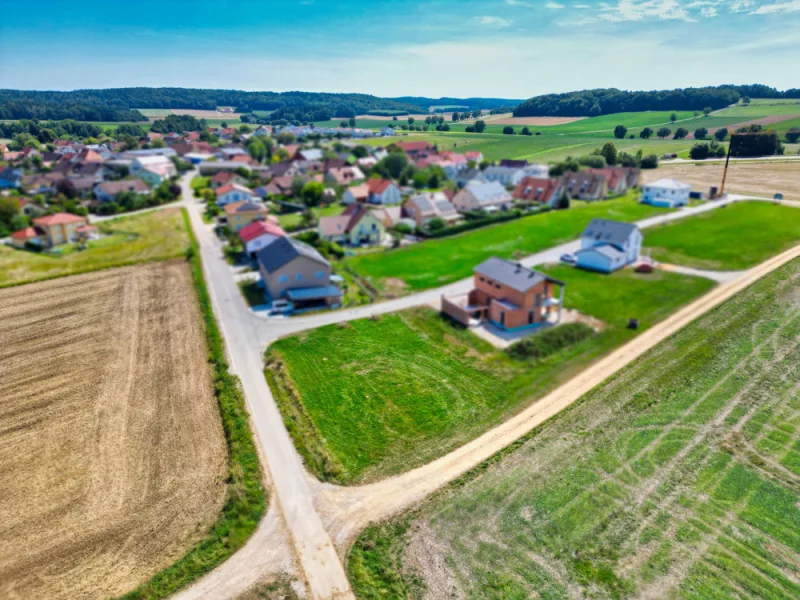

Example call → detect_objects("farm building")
575 219 642 273
442 257 565 331
641 178 691 208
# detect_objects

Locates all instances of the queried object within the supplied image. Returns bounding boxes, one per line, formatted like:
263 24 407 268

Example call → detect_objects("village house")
223 200 268 231
584 167 639 196
465 151 484 164
263 176 296 198
365 178 402 205
641 178 691 208
441 257 566 331
0 167 23 189
318 203 386 246
396 141 435 159
210 170 248 190
13 213 97 248
513 177 566 206
454 168 487 188
239 219 286 258
369 205 405 229
562 171 608 201
574 219 642 273
326 166 365 186
216 183 254 206
130 155 177 186
403 192 462 228
523 163 551 179
452 180 513 213
482 165 527 187
256 236 342 310
342 183 369 204
94 179 150 203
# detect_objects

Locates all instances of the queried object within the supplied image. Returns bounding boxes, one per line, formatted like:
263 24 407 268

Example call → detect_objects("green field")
265 266 713 484
0 208 189 287
717 99 800 118
645 202 800 270
346 195 666 294
349 257 800 600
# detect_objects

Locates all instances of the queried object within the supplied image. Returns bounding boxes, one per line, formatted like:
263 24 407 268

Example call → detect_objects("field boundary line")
319 243 800 550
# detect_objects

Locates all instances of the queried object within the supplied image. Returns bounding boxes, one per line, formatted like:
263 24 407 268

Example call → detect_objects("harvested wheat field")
646 161 800 201
0 261 227 599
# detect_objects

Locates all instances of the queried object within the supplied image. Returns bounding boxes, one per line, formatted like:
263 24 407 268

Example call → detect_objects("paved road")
179 173 353 600
171 181 795 598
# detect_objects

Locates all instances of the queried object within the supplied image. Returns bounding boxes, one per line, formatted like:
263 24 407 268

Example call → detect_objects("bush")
614 125 627 139
577 155 606 168
506 323 595 360
502 126 515 135
785 128 800 144
640 154 659 169
690 143 711 160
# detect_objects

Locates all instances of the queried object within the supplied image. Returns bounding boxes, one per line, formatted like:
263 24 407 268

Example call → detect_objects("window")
296 274 303 281
279 275 288 283
479 277 485 282
316 271 324 279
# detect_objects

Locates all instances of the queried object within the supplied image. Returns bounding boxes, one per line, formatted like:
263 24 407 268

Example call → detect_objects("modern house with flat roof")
442 257 565 331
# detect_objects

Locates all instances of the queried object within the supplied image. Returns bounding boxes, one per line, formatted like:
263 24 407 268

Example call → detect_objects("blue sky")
1 0 798 97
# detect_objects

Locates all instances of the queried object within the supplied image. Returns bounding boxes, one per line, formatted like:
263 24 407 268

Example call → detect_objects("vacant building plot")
0 262 227 599
0 208 189 287
644 162 800 201
644 201 800 270
346 195 664 294
266 268 712 485
349 258 800 600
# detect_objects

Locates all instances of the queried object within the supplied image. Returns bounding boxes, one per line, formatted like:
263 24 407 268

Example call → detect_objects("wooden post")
719 141 733 198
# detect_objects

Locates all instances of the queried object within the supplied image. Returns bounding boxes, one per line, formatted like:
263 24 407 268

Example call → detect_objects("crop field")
266 267 712 485
0 208 189 287
644 202 800 270
644 162 800 201
717 99 800 118
346 195 665 294
0 262 228 599
349 258 800 600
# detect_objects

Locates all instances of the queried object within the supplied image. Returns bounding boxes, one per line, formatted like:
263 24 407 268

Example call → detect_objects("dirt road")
312 244 800 552
0 262 227 599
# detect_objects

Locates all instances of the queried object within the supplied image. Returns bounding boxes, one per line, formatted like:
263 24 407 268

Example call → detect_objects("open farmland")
644 162 800 201
0 262 227 599
349 258 800 600
345 195 665 294
645 201 800 270
0 208 189 287
265 268 712 485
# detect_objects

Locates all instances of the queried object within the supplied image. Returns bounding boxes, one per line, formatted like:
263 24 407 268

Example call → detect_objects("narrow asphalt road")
170 176 795 599
180 173 354 600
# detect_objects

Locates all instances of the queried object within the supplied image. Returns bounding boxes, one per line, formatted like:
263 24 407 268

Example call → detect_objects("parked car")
560 253 577 265
774 193 784 201
269 299 293 315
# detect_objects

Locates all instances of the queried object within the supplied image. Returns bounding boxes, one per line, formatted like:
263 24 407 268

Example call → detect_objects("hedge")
506 322 595 360
119 209 266 599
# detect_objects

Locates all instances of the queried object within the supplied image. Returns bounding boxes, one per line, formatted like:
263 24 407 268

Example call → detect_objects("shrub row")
421 208 550 239
120 210 266 599
506 322 595 360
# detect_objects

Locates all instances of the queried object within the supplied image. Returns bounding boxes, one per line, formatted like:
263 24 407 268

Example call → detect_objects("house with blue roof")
575 219 642 273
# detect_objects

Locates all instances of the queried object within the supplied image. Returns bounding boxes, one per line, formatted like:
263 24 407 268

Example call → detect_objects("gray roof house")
454 168 486 188
452 181 513 213
575 218 642 273
482 165 527 187
256 237 341 309
403 192 461 227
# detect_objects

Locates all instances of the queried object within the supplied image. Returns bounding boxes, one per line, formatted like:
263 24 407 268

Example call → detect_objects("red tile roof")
216 183 251 196
366 178 392 195
513 177 562 203
238 219 286 243
33 212 85 226
211 171 234 184
396 141 433 153
10 227 40 240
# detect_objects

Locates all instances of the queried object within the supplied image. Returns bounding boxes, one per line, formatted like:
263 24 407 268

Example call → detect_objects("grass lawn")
349 257 800 600
276 203 346 230
0 208 189 287
346 194 667 294
238 279 266 307
645 202 800 270
265 267 713 485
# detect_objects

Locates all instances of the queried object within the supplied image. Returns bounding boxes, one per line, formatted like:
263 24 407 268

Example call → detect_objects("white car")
269 299 293 315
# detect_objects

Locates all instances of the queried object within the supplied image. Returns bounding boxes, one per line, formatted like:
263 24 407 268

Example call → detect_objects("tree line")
514 85 800 117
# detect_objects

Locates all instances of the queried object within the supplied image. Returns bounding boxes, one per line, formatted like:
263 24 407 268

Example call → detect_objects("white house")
481 166 527 187
365 179 402 205
130 155 177 184
379 127 396 137
523 163 550 179
641 178 691 208
574 219 642 273
216 183 254 206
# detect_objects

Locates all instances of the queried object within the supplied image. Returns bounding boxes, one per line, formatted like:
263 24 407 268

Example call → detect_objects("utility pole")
718 140 732 198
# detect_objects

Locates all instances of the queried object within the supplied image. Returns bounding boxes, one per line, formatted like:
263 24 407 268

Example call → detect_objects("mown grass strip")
119 209 266 599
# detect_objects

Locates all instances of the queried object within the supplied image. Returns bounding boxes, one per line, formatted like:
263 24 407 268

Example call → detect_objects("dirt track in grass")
0 261 227 599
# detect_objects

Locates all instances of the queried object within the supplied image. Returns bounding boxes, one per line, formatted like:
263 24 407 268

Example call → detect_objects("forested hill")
513 84 800 117
0 88 423 122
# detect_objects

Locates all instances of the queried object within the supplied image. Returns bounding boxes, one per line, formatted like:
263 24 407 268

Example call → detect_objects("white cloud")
600 0 694 22
545 2 566 8
750 0 800 14
476 15 512 27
